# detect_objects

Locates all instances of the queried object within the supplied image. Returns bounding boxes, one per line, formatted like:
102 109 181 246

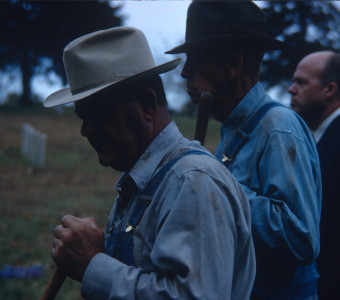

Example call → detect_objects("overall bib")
105 150 212 266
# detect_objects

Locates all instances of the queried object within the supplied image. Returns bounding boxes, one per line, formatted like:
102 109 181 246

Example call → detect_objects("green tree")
0 1 123 106
261 1 340 91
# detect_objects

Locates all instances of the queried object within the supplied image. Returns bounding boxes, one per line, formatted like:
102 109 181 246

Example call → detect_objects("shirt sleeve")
243 130 321 263
81 168 254 300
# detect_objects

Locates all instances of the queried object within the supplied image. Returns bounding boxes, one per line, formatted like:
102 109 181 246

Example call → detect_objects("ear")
227 53 244 79
142 88 157 122
324 82 338 99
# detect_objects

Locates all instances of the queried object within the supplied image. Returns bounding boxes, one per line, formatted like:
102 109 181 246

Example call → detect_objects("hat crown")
186 0 267 41
63 27 155 94
189 0 266 22
44 26 180 108
165 0 284 54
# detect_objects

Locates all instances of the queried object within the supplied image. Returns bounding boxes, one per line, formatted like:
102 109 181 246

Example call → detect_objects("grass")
0 105 220 299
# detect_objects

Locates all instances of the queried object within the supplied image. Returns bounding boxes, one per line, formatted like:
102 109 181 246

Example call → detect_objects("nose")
80 122 97 138
288 83 296 95
181 60 194 79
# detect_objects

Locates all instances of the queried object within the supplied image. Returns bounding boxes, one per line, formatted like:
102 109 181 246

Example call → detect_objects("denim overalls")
105 150 211 266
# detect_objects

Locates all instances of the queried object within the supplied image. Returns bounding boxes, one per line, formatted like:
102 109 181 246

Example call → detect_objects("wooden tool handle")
40 267 66 300
194 92 213 146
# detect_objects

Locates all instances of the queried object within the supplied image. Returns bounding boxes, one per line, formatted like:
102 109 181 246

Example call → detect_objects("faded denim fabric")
81 122 256 300
215 82 322 300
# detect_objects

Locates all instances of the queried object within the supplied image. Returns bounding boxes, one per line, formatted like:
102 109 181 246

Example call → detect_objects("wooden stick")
194 92 213 146
40 267 66 300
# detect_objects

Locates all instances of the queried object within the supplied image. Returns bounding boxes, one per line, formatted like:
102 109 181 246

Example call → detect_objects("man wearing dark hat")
167 1 322 299
45 26 256 299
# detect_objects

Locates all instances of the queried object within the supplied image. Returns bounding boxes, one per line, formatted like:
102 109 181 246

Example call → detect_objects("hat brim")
166 35 285 54
44 58 181 108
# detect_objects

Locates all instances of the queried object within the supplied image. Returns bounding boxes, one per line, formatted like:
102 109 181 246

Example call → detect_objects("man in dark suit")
289 50 340 300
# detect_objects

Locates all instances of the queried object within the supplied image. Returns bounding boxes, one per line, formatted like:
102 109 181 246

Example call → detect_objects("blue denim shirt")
216 82 322 299
81 122 256 300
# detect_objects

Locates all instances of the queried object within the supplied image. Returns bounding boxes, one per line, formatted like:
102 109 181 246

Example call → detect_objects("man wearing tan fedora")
45 26 256 299
167 1 322 299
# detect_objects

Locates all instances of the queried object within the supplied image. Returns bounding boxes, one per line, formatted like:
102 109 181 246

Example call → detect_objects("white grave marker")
21 123 47 168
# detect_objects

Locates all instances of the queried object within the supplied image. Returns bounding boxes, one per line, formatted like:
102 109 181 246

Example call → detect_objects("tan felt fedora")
44 26 181 108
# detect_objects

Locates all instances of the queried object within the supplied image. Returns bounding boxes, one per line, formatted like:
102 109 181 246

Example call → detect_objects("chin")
290 106 300 114
187 89 201 104
98 157 111 168
97 152 114 167
98 155 132 172
190 95 200 105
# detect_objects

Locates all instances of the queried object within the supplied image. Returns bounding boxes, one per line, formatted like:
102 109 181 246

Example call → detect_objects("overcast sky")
118 1 190 64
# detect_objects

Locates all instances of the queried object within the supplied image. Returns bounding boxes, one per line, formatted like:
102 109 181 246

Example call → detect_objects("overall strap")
222 102 283 167
107 149 212 265
145 149 213 195
128 149 213 230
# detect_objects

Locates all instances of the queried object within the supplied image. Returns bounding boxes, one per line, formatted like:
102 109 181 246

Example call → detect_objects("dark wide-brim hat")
166 0 285 54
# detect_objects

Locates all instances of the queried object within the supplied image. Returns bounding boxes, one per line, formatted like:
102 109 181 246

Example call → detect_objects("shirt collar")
222 82 266 130
313 106 340 143
116 121 182 192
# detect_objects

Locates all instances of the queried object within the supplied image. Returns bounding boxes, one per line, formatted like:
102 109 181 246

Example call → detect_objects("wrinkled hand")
51 215 105 282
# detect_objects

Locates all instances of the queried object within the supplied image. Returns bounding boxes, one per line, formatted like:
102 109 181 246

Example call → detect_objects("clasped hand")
51 215 105 282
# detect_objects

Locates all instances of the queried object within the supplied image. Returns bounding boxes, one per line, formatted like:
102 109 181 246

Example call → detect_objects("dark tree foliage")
0 1 123 105
261 1 340 90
